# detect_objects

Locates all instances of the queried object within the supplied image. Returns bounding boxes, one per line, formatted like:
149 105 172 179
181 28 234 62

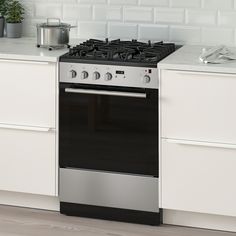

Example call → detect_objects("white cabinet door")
0 60 56 128
161 138 236 217
0 127 56 196
161 70 236 144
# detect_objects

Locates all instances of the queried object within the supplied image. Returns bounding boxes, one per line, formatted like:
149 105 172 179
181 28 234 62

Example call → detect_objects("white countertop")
3 39 236 73
158 45 236 74
0 37 70 62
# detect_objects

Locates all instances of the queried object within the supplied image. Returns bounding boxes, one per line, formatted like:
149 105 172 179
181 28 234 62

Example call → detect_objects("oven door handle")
65 88 147 98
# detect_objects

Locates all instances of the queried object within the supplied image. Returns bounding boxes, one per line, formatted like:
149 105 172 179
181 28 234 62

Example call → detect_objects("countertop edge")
158 63 236 74
0 54 59 63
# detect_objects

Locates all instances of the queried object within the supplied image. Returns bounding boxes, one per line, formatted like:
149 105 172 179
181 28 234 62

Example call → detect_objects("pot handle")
47 18 61 25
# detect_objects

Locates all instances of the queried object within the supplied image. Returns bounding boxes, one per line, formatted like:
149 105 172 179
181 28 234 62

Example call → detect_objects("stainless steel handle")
166 138 236 150
0 123 52 132
47 18 61 25
65 88 147 98
0 59 50 65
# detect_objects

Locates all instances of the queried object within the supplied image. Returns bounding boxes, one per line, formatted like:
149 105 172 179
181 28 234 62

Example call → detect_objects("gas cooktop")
60 39 176 67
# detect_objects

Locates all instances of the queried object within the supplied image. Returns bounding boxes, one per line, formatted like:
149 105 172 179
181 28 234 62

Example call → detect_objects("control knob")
105 72 112 81
143 75 151 84
69 70 77 79
81 71 89 80
93 71 101 80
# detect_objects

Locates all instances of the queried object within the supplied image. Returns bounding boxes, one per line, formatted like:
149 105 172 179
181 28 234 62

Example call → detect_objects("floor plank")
0 205 234 236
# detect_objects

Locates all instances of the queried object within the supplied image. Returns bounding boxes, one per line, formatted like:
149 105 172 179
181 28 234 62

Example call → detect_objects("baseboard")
163 209 236 232
0 190 59 211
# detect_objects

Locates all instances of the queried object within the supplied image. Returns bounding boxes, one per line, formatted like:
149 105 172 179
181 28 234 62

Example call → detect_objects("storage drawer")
161 138 236 217
0 60 56 128
161 70 236 144
0 127 56 196
60 168 159 213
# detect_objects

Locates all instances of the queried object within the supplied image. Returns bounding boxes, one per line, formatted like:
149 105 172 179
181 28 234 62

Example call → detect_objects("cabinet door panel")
161 70 236 144
161 138 236 217
0 128 56 196
0 61 56 128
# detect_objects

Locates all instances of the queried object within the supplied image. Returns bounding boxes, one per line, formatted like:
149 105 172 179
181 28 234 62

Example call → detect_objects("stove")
60 39 175 89
60 38 175 66
59 39 175 225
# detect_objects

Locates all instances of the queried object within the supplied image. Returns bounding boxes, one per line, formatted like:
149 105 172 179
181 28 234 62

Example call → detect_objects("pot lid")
37 18 71 28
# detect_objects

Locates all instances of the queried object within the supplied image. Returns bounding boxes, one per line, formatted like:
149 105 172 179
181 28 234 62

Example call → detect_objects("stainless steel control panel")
60 62 158 89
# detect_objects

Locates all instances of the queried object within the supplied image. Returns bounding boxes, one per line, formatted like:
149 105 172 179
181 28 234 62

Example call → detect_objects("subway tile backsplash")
20 0 236 45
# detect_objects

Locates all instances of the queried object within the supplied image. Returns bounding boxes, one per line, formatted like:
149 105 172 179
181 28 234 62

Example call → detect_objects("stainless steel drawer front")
60 168 159 213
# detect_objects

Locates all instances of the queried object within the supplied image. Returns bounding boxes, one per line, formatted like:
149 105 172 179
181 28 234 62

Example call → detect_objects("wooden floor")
0 205 235 236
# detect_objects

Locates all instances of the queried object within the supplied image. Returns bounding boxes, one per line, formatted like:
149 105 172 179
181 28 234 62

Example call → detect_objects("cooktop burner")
60 39 175 67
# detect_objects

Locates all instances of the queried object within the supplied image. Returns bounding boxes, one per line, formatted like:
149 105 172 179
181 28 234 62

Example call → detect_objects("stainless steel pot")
36 18 75 50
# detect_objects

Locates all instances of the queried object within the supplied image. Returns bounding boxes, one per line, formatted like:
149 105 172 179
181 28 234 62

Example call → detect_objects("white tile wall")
19 0 236 45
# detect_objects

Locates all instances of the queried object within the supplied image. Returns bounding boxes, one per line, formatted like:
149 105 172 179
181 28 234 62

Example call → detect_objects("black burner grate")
61 39 175 66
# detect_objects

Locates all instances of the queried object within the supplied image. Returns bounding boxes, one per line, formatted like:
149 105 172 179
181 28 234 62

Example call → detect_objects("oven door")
59 83 158 177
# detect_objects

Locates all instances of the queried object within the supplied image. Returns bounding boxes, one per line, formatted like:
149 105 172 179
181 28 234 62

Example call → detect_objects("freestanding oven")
59 39 175 225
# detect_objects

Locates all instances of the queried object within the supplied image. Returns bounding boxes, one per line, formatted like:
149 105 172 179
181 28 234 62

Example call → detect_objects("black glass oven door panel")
59 84 158 176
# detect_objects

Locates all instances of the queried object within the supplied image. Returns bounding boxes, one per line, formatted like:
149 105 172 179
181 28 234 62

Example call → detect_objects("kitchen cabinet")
160 69 236 217
0 59 56 128
161 69 236 144
0 127 56 195
0 59 57 196
161 138 236 217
